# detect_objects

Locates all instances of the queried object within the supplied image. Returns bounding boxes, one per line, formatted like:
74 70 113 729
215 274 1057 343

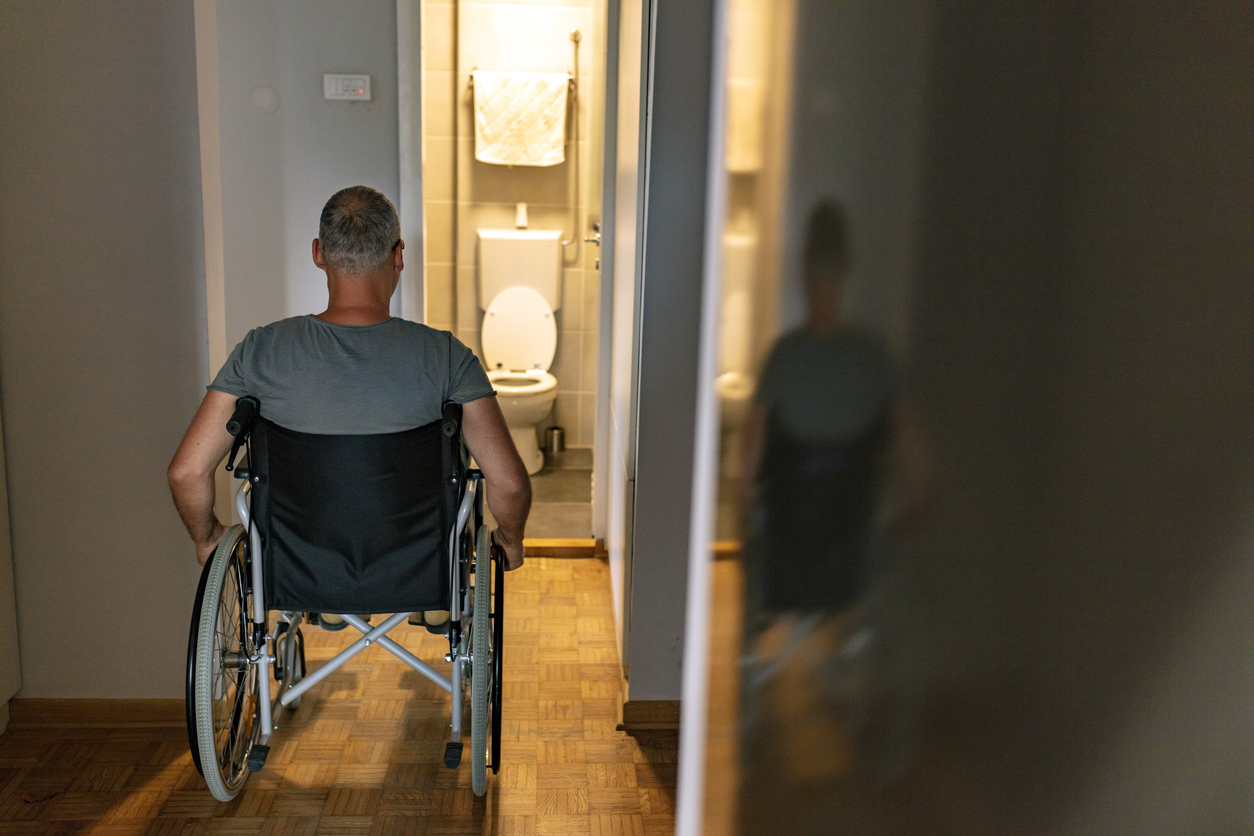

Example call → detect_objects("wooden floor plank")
0 558 676 833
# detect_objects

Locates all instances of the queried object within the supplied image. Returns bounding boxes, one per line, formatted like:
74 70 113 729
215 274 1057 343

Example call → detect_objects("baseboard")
8 698 185 729
524 538 602 557
618 699 681 732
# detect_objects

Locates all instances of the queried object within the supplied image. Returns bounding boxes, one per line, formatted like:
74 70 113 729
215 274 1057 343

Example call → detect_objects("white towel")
472 70 569 167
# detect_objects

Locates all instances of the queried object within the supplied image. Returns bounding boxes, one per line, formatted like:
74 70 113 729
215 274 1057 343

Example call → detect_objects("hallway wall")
210 0 401 350
0 0 208 697
623 0 716 702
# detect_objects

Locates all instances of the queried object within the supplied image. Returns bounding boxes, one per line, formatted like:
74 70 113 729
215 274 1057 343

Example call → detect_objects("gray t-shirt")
209 315 495 434
756 326 899 443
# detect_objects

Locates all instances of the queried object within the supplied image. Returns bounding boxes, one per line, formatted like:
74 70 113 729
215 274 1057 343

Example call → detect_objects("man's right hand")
462 396 531 573
492 528 525 571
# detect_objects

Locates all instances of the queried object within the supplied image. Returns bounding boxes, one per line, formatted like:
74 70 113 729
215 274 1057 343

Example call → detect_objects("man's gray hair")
318 186 400 275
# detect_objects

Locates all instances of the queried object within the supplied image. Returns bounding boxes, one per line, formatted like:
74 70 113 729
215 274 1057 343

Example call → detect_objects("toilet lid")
481 286 557 371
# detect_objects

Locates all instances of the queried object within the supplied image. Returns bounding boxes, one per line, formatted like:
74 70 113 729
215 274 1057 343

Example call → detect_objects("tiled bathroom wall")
422 0 606 448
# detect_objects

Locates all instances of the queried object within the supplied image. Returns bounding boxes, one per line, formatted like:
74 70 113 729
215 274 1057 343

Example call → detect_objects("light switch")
323 74 371 101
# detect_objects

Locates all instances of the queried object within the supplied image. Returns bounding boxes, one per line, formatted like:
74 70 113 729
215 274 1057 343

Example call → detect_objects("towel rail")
467 69 576 91
468 47 584 261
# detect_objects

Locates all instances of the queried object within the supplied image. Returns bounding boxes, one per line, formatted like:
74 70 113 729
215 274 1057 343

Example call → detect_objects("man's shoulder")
247 316 450 342
389 318 452 339
245 315 315 340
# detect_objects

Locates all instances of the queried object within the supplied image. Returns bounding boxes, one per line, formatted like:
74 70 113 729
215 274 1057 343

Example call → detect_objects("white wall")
0 0 208 697
606 0 648 651
622 0 716 701
211 0 401 348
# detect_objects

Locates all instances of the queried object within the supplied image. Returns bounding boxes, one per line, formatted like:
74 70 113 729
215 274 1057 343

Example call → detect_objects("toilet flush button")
324 74 371 101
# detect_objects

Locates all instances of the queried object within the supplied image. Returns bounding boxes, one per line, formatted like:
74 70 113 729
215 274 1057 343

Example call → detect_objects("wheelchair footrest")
246 745 270 772
443 741 463 769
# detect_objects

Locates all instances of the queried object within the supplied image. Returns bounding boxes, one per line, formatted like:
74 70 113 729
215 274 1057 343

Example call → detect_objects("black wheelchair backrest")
245 408 465 614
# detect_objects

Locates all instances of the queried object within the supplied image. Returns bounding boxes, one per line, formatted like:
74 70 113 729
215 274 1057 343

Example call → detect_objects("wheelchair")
185 396 504 801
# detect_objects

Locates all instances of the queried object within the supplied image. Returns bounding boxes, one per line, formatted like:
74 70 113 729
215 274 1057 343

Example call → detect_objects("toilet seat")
481 286 557 372
488 368 558 396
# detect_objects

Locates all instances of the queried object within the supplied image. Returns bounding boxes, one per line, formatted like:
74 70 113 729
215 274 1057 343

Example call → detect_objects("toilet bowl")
489 369 558 474
716 370 754 479
481 286 559 475
716 369 754 430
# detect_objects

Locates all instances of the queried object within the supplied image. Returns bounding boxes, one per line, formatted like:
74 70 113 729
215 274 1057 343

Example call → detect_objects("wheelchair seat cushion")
250 417 460 613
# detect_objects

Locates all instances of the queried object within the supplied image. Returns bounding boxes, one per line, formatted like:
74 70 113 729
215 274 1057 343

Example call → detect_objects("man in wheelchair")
167 185 529 800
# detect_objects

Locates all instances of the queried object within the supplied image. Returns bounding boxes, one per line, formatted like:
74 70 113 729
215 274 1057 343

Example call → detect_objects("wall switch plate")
323 74 371 101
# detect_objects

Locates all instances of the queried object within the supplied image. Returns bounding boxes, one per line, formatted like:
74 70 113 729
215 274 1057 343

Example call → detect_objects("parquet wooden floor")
0 558 677 835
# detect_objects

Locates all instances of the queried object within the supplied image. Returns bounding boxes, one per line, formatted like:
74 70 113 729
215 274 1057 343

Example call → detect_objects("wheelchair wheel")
470 525 493 796
188 525 259 801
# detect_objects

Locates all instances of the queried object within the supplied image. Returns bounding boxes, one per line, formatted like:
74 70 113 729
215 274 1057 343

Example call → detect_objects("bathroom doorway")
414 0 610 541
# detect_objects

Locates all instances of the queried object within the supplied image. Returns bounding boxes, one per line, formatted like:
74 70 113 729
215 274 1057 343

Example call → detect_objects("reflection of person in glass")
739 200 928 793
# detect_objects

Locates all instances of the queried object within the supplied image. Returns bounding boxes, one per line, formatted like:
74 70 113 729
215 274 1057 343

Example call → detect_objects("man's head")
802 199 851 287
801 200 851 331
316 186 401 277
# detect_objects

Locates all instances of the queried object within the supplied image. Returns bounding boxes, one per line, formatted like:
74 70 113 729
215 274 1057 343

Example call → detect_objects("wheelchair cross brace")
235 473 479 746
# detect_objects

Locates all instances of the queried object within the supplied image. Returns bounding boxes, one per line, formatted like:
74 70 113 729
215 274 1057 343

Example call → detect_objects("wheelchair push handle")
225 396 260 474
441 402 462 438
227 396 260 438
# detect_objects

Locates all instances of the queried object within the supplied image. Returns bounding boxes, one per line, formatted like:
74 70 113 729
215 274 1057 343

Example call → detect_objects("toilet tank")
477 229 563 310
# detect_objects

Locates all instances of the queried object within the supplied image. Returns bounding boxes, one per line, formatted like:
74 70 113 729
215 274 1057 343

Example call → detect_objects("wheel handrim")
211 553 255 788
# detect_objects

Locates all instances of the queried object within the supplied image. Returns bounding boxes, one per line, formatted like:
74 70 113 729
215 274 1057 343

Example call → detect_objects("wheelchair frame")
186 400 504 800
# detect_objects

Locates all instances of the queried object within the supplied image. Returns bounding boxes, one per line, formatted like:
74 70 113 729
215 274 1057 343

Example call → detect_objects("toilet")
478 228 563 475
717 233 758 478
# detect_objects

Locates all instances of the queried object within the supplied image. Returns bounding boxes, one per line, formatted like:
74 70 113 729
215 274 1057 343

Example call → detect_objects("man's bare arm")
461 395 531 570
168 390 237 565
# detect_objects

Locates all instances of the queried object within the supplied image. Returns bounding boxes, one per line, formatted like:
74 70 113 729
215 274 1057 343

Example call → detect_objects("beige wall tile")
423 2 456 72
465 0 589 7
459 5 592 75
424 137 456 201
580 323 598 392
582 270 600 332
423 70 457 138
560 268 583 330
551 331 581 393
457 265 480 328
424 262 456 326
460 139 571 206
578 393 596 447
424 200 455 264
552 392 579 438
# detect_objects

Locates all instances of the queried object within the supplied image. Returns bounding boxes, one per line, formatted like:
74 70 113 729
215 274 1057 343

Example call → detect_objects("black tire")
186 556 215 777
491 539 504 774
188 525 259 801
470 525 493 796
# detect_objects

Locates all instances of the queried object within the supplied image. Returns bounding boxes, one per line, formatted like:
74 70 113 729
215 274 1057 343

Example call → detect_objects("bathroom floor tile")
530 468 592 503
546 448 593 470
527 503 593 539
